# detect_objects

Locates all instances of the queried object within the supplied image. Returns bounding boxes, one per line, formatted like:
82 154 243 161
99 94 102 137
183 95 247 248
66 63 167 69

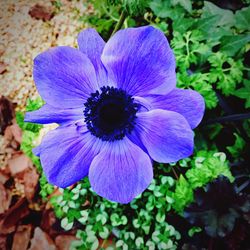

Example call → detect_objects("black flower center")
84 86 139 141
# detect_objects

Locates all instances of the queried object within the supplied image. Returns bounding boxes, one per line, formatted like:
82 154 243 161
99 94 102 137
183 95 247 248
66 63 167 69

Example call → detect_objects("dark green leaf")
149 0 171 18
192 15 220 33
184 176 249 238
173 18 193 33
235 6 250 31
122 0 149 16
149 0 185 19
233 79 250 108
226 133 246 158
202 1 235 27
172 0 192 13
220 34 250 56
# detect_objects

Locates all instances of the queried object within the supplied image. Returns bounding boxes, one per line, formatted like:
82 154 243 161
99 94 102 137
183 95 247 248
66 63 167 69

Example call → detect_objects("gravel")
0 0 91 168
0 0 89 110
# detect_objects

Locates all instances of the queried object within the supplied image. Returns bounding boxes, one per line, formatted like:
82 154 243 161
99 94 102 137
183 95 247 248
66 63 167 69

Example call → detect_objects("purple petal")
77 29 108 85
133 96 152 112
24 104 83 125
34 46 98 109
146 89 205 129
101 26 176 96
89 137 153 203
37 124 105 187
136 109 194 163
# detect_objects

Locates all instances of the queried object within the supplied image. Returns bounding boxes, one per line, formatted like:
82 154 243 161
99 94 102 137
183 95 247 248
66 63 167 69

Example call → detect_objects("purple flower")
25 26 205 203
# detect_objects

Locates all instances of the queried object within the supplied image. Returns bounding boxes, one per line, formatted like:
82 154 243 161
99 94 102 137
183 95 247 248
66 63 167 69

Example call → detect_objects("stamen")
84 86 139 141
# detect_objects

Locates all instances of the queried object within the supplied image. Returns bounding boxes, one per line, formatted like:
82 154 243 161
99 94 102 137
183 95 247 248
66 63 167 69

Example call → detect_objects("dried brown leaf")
0 182 12 214
23 168 39 201
3 125 13 141
0 62 7 74
8 154 32 176
0 198 29 234
0 236 7 250
9 122 22 144
0 96 15 134
99 238 116 249
0 170 9 184
40 209 56 235
28 227 56 250
55 235 77 250
12 225 32 250
29 4 54 21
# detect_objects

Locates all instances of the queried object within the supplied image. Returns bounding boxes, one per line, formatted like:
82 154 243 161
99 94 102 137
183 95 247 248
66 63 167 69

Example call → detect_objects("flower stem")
111 10 127 36
204 112 250 125
100 239 108 249
171 167 179 180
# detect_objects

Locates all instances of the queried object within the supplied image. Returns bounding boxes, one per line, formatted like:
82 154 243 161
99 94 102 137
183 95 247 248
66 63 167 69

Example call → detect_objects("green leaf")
206 124 223 140
196 84 217 109
152 21 168 33
90 239 99 250
172 175 193 213
192 17 232 45
99 226 109 239
115 240 123 248
149 0 171 18
26 97 44 112
16 111 42 133
135 237 144 248
16 112 25 130
235 6 250 31
220 34 250 57
166 196 174 204
121 215 128 225
208 52 244 95
146 240 155 249
172 151 233 214
149 0 185 19
156 212 165 223
122 0 149 16
172 30 211 70
16 98 44 134
152 230 160 243
96 214 107 225
192 15 220 34
233 79 250 108
226 133 246 158
172 0 192 13
188 227 202 237
78 210 89 224
178 73 218 109
61 217 74 231
132 218 140 228
202 1 235 27
20 130 41 170
172 18 193 33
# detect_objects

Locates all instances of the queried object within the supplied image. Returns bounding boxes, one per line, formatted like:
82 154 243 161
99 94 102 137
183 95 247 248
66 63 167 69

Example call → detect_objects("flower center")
84 86 139 141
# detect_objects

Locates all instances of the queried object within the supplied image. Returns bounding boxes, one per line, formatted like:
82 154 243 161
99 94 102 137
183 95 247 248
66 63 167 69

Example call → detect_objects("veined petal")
36 124 105 188
24 104 83 125
101 26 176 96
136 109 194 163
77 29 109 86
89 137 153 204
146 88 205 129
33 46 98 108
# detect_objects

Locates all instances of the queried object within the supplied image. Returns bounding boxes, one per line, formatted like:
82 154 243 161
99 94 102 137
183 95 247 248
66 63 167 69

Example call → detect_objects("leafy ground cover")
1 0 250 249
